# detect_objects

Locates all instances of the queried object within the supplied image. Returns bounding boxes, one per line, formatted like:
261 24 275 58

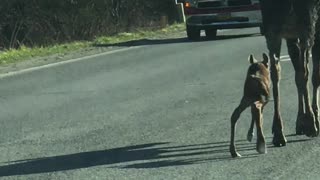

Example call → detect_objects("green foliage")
0 23 185 65
0 0 178 49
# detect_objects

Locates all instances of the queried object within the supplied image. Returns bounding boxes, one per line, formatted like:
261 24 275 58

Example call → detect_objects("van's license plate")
216 13 231 21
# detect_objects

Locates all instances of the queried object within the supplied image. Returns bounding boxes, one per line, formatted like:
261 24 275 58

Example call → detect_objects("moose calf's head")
244 53 271 102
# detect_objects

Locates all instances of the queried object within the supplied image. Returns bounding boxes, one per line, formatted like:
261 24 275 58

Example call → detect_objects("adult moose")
260 0 320 146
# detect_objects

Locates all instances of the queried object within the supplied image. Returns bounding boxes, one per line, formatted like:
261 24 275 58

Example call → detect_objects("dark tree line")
0 0 178 49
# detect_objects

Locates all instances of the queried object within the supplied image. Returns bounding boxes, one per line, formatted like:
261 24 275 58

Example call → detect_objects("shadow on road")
0 133 308 176
93 33 260 47
0 140 256 176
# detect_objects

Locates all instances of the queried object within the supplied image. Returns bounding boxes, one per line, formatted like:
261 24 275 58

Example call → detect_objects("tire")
187 25 200 40
205 29 217 39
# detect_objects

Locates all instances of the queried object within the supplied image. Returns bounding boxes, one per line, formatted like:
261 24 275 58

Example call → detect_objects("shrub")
0 0 178 49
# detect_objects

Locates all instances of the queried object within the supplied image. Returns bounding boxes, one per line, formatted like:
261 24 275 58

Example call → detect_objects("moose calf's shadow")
0 134 309 177
0 140 257 177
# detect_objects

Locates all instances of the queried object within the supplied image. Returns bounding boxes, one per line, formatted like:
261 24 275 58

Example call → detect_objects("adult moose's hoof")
247 131 254 142
296 114 305 135
316 120 320 136
272 132 287 147
256 141 267 154
304 113 318 137
312 105 319 136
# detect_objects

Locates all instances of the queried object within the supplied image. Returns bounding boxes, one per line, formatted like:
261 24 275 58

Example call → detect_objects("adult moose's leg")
293 0 318 137
311 33 320 135
265 34 287 146
287 38 306 135
296 40 317 137
287 37 317 137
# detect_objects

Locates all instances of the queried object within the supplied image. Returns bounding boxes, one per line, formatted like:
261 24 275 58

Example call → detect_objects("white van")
176 0 263 40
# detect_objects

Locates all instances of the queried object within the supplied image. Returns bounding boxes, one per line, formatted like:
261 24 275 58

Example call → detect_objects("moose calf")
230 53 274 158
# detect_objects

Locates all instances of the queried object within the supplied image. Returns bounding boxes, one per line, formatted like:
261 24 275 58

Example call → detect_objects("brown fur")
260 0 320 145
230 53 273 158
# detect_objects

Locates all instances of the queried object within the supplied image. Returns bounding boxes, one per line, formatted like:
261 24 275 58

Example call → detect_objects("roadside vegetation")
0 0 184 65
0 24 185 65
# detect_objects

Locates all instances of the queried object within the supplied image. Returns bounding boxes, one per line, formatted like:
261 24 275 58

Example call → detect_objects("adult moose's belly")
280 12 300 39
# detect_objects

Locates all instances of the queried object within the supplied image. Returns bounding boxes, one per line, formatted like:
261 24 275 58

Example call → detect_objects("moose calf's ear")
262 53 269 66
248 54 257 64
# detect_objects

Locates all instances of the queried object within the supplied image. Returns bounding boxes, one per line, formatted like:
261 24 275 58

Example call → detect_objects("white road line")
280 55 291 62
280 55 313 62
0 46 142 79
280 55 290 59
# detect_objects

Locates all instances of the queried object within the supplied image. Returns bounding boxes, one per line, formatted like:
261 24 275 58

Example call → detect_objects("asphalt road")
0 28 320 180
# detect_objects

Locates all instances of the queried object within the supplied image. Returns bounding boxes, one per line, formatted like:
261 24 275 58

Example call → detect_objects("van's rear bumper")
187 21 262 30
185 6 262 30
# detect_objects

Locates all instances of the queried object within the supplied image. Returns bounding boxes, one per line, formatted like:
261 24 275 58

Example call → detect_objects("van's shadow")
0 135 308 177
94 33 260 47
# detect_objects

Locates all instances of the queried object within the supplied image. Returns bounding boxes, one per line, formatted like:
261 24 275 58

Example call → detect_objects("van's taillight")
185 2 191 8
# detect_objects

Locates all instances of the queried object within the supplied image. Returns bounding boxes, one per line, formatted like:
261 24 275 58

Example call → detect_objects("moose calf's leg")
252 102 266 154
230 98 250 158
247 108 256 142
